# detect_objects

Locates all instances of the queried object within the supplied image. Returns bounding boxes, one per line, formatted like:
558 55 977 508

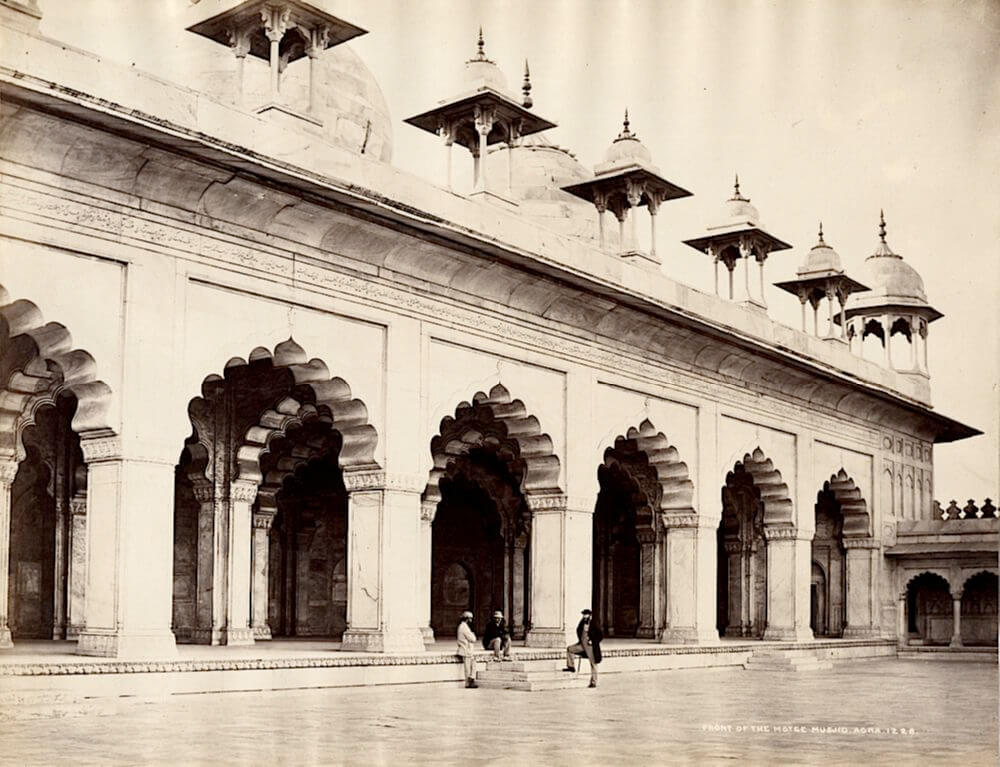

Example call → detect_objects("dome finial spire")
615 109 636 142
476 26 486 60
818 220 825 244
734 172 740 197
522 59 533 108
879 209 887 243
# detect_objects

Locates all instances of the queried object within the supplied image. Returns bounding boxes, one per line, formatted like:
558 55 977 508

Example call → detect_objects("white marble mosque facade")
0 1 993 661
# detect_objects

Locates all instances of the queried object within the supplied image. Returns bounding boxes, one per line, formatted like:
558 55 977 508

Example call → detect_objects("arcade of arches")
0 292 995 656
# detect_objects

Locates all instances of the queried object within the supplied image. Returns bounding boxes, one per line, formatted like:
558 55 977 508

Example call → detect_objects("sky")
37 0 1000 504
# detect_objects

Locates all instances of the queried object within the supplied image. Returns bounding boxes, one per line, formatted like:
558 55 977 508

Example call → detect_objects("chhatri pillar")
405 29 556 206
186 0 367 121
563 111 692 268
775 222 869 343
683 176 792 309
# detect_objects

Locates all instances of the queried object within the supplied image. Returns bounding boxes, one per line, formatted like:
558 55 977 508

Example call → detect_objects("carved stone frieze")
762 526 800 541
843 537 879 550
661 512 700 529
0 177 924 448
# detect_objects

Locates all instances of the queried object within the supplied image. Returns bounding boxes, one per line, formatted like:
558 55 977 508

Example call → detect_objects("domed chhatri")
186 0 367 123
843 212 942 377
774 223 869 341
598 110 654 172
562 112 691 267
405 28 556 203
683 176 791 306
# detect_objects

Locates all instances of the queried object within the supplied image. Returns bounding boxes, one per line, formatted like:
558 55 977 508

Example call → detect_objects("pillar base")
341 628 426 654
76 629 178 659
636 626 658 640
252 625 273 641
524 627 570 648
660 627 721 645
420 626 435 644
0 626 12 649
188 627 255 646
842 626 880 639
762 626 814 642
949 637 964 648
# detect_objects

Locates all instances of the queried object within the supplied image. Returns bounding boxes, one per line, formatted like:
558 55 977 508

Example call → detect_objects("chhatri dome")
462 27 510 93
715 175 761 229
597 111 655 173
800 223 842 274
847 211 933 312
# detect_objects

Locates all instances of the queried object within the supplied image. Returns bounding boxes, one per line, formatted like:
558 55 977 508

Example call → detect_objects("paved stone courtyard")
0 659 995 766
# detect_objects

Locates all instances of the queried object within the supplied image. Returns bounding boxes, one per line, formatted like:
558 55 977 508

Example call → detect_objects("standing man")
483 610 513 661
564 608 603 688
456 610 479 688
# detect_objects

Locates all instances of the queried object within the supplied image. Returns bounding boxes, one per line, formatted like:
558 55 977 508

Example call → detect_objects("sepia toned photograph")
0 0 997 764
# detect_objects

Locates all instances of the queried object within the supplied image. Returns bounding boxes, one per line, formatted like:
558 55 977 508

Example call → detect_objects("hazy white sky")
37 0 1000 503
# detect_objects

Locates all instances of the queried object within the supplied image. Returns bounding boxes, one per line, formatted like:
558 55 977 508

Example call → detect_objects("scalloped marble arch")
902 569 952 594
601 418 696 527
821 468 872 538
184 339 378 488
726 447 794 528
0 284 113 462
422 383 562 508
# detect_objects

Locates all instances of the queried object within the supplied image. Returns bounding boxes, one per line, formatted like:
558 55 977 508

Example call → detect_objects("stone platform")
475 660 592 691
0 638 904 703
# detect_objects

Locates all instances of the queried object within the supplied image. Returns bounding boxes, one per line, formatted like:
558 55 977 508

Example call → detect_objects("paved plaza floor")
0 658 996 766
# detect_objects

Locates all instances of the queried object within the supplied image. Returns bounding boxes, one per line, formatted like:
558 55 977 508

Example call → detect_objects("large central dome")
185 42 393 163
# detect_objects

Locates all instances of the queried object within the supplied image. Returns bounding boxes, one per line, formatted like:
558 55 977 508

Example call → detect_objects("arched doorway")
171 339 377 645
430 448 529 638
905 572 951 645
811 487 846 637
593 462 642 637
265 450 348 639
718 463 766 637
960 572 998 647
716 448 795 639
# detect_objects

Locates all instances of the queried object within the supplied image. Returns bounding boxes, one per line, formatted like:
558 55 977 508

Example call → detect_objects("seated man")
564 608 603 688
482 610 512 661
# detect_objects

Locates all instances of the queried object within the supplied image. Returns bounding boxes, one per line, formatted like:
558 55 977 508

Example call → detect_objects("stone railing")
934 499 997 520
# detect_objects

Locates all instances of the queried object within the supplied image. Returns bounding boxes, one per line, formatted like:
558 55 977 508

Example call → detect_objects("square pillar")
525 495 590 648
76 437 177 658
660 514 721 644
340 470 425 653
842 538 880 638
223 481 256 646
418 502 435 643
250 507 275 640
949 590 963 648
0 460 15 648
66 495 87 638
761 527 814 641
636 530 663 639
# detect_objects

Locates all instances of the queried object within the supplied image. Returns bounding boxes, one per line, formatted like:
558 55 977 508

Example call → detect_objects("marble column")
525 494 589 648
636 529 662 639
723 541 743 637
842 538 880 638
76 436 178 658
762 527 814 641
66 495 87 639
949 590 963 648
511 534 528 639
52 497 67 639
0 459 16 648
897 591 907 647
251 506 276 640
419 500 435 643
341 470 425 653
661 513 720 644
224 481 256 646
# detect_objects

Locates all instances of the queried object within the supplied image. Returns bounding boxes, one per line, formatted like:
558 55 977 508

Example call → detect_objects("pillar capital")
843 536 880 550
342 469 424 494
78 431 121 464
524 492 567 513
420 499 437 523
661 510 700 529
260 4 291 42
0 459 17 485
230 479 258 504
762 525 801 541
252 508 277 530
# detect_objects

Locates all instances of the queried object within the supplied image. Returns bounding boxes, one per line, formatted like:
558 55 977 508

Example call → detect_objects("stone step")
476 660 561 673
476 669 581 682
475 675 593 691
746 650 833 672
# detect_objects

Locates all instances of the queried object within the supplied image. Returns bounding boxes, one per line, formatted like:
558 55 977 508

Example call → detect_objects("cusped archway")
0 285 114 648
171 339 378 645
594 419 694 639
423 383 562 640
